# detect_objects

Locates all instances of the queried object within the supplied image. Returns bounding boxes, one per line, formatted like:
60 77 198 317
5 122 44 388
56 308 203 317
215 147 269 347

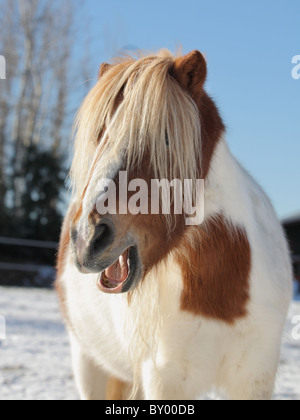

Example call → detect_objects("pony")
56 49 293 400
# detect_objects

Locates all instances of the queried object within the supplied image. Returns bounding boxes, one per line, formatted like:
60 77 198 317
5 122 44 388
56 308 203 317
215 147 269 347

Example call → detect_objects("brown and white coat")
56 50 292 400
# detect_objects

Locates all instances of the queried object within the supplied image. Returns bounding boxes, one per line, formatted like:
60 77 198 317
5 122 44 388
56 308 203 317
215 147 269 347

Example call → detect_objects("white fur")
60 138 292 400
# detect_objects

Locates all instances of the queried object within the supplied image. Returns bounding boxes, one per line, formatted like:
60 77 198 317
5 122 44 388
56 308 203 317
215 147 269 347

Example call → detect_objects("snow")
0 287 77 400
0 286 299 400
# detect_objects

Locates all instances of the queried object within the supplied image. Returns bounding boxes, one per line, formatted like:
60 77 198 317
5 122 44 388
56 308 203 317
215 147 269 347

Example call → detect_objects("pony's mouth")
97 246 141 294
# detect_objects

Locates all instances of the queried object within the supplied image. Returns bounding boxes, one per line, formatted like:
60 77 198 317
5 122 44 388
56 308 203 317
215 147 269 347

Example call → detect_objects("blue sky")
78 0 300 218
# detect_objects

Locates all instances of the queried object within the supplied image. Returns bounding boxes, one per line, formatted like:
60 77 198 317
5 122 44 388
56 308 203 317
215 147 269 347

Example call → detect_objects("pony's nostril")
91 223 114 257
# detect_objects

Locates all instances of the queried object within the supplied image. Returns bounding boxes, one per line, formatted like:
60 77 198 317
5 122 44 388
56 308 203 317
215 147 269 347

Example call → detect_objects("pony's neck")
204 138 252 226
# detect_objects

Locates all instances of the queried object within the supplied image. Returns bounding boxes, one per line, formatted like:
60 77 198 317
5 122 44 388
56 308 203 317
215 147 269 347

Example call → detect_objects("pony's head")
70 50 224 294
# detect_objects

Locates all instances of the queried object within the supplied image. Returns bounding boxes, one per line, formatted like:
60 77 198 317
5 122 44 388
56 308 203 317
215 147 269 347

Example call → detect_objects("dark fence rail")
0 237 58 288
0 237 57 249
293 255 300 264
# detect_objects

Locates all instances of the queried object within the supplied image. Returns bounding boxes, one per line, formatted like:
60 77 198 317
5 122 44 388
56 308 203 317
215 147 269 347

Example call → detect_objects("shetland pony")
56 50 292 400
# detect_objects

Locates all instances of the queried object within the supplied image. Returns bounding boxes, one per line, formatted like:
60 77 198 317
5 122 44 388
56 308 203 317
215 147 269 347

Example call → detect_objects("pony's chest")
65 269 134 380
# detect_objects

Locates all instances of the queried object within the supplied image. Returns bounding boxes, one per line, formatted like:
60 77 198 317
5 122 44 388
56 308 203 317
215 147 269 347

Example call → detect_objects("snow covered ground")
0 286 299 400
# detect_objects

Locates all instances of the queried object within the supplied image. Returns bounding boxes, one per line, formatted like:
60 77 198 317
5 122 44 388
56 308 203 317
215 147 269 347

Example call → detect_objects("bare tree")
0 0 91 232
0 0 20 210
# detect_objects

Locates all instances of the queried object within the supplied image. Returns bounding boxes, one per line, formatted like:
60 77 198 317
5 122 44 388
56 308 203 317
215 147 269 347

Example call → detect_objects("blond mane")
71 50 202 198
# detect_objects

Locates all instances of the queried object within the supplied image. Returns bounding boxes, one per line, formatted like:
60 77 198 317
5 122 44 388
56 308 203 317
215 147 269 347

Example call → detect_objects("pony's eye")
165 134 170 147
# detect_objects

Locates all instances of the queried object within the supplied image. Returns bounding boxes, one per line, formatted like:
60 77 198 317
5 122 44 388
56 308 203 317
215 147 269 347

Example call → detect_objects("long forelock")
71 50 202 199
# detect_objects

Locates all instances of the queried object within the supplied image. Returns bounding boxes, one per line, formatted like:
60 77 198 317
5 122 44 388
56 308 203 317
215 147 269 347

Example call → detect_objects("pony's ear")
170 50 207 99
98 62 112 79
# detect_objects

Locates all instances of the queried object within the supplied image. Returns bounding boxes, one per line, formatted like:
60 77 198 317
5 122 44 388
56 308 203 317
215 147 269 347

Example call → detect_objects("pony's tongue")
105 250 129 283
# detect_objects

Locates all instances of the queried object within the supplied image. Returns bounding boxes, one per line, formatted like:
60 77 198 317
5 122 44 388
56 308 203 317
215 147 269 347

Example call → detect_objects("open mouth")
97 247 140 294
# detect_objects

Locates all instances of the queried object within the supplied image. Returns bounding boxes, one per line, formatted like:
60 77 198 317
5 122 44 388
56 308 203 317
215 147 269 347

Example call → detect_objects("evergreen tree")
17 145 66 241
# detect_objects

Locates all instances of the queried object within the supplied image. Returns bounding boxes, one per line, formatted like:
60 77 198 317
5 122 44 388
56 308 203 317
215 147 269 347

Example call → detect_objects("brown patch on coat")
175 215 251 324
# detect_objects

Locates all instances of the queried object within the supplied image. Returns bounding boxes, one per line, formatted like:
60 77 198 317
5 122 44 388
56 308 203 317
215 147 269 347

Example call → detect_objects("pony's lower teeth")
100 249 131 290
104 250 129 284
102 273 120 289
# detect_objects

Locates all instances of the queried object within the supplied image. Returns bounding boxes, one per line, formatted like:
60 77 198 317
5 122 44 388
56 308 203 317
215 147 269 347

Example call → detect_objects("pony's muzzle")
71 220 115 273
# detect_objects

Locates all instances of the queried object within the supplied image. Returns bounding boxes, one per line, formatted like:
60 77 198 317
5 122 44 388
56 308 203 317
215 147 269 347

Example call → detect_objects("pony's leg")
221 334 282 400
141 359 209 400
70 334 131 400
224 368 277 401
106 377 131 400
70 334 108 400
142 363 186 400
